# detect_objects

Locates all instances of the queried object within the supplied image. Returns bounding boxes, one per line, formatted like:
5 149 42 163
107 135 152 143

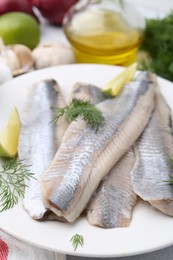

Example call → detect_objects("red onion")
31 0 79 25
0 0 38 21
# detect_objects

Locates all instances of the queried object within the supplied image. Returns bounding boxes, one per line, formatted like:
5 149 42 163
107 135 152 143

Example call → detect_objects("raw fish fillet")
87 148 137 228
41 72 156 222
131 88 173 216
18 79 67 219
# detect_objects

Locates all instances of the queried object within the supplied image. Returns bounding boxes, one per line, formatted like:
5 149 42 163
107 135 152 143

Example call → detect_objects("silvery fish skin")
18 79 67 220
70 82 107 104
131 89 173 216
87 148 137 228
41 72 155 223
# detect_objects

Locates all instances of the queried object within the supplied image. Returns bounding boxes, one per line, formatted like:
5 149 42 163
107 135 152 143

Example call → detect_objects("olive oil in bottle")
63 0 145 66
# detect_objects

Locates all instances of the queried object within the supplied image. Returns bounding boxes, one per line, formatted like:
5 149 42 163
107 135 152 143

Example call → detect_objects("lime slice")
102 63 138 96
0 107 21 158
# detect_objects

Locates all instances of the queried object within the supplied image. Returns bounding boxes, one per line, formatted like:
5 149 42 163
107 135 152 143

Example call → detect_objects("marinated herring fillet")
46 83 106 220
41 72 156 223
18 79 67 220
131 89 173 216
87 148 137 228
19 80 104 220
74 84 137 228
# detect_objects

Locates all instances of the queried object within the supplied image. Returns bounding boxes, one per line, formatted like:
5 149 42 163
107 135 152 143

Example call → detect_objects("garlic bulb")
32 43 75 69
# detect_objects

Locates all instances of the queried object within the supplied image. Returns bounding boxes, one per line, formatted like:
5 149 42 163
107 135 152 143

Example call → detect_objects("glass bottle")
63 0 145 66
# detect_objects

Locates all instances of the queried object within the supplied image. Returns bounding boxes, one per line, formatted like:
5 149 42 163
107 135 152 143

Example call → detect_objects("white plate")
0 64 173 258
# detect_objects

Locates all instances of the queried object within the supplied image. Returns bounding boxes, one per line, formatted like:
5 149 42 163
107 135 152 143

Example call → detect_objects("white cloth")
0 229 66 260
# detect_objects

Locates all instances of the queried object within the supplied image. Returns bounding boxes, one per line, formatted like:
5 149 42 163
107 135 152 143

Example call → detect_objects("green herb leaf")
70 234 84 251
163 157 173 185
168 178 173 185
53 99 105 132
140 12 173 81
0 158 35 212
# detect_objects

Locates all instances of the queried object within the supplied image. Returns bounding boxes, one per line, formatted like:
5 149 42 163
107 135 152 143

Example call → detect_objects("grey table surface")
66 246 173 260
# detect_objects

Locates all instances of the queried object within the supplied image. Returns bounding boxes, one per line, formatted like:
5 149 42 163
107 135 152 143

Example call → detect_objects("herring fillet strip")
87 148 137 228
18 79 67 220
44 83 106 220
41 72 156 222
44 83 106 221
131 88 173 216
77 83 137 228
19 81 104 220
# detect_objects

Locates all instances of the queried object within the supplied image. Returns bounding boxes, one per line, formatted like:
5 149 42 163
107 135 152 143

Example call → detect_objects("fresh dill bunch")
0 158 35 212
140 12 173 81
53 99 105 132
70 234 84 251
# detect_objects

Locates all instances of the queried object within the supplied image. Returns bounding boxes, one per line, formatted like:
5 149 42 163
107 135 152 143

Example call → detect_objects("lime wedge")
0 107 21 158
102 63 138 96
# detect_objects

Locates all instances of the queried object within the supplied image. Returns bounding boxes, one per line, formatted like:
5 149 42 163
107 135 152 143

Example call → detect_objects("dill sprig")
70 234 84 251
169 178 173 185
53 99 105 132
0 158 35 212
165 157 173 185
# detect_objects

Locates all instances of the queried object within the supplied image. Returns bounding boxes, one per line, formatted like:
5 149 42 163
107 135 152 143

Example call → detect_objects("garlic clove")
0 44 34 76
0 48 20 71
32 43 75 69
0 63 13 84
9 44 34 76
